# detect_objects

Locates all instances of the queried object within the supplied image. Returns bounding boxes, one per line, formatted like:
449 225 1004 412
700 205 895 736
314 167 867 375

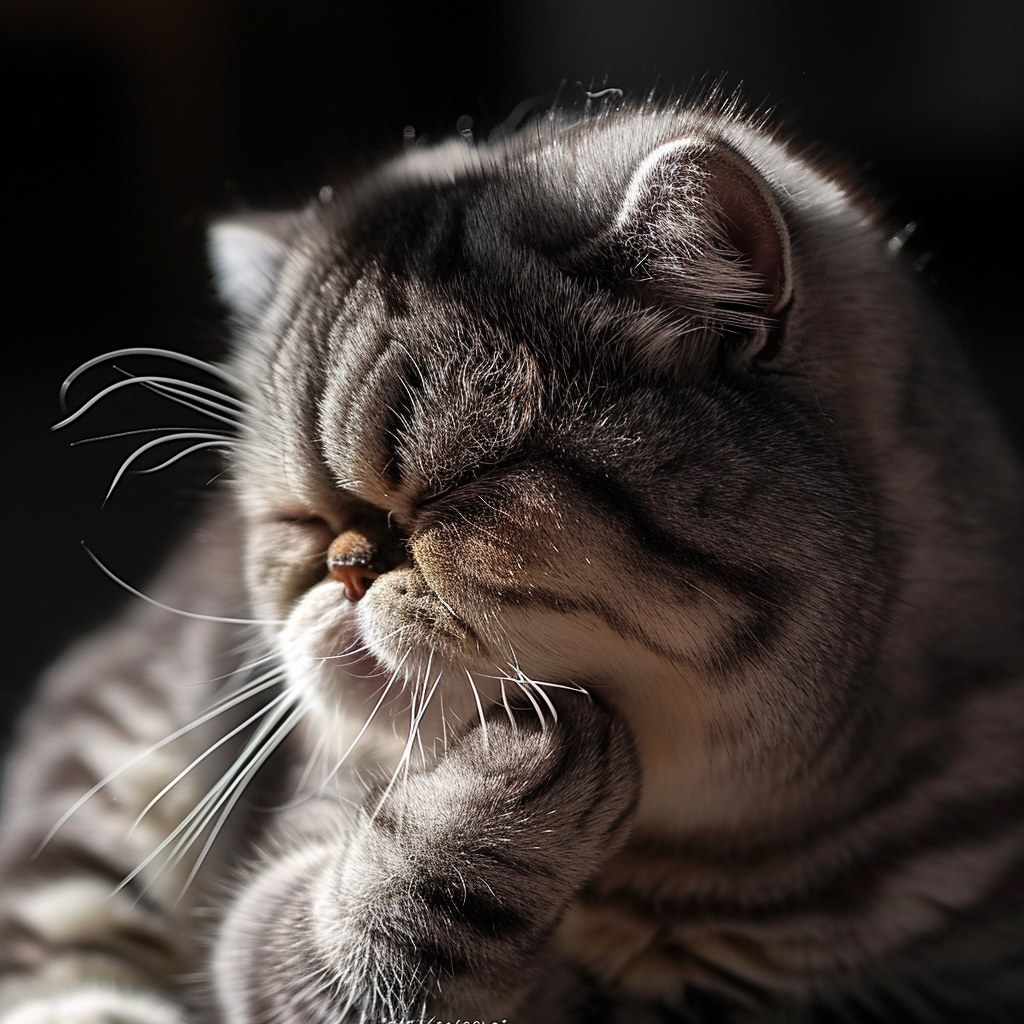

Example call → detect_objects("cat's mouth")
274 572 495 767
278 581 399 711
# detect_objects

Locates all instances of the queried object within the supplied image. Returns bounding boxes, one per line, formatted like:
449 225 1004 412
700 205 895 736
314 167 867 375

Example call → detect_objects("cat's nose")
327 530 381 601
326 517 408 601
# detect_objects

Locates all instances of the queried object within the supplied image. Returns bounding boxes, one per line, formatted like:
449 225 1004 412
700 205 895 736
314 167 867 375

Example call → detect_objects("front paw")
213 695 641 1024
0 990 185 1024
336 695 641 1014
389 692 642 870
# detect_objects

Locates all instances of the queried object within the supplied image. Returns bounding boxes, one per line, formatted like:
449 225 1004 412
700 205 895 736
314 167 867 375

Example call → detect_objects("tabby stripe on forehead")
375 338 423 486
269 262 363 433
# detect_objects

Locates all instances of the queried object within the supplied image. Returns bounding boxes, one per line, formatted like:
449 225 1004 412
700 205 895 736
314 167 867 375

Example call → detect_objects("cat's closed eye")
1 99 1021 1024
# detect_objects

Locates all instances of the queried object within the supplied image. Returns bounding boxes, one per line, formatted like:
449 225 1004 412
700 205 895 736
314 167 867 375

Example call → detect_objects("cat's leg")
0 510 247 1023
214 694 640 1024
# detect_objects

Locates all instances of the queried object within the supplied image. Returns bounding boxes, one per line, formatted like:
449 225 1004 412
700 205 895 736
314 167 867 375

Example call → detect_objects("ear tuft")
207 213 298 322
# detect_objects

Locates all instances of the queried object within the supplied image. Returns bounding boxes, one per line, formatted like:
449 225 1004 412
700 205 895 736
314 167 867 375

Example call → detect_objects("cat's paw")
389 691 642 864
334 694 641 1014
0 990 185 1024
213 695 641 1024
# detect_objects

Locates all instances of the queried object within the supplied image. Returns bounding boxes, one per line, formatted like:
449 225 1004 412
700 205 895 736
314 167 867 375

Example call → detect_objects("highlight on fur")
1 95 1022 1023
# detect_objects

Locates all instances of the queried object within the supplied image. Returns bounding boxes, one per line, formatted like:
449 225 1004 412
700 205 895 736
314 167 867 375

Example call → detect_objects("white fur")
1 990 183 1024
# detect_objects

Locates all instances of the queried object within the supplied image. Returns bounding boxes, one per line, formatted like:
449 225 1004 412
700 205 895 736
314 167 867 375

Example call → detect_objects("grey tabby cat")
1 99 1022 1023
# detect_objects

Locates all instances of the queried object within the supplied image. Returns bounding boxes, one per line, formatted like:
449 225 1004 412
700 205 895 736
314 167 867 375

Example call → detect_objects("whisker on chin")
465 669 489 749
499 677 517 730
509 667 560 723
371 659 442 819
512 675 548 730
319 649 413 790
403 656 432 787
438 688 450 755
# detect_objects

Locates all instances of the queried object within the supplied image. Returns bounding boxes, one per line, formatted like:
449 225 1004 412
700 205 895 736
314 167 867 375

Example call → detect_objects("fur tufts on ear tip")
207 215 297 322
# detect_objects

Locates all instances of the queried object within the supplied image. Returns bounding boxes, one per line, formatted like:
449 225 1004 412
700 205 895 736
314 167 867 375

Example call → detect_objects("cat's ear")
207 212 299 322
611 138 792 357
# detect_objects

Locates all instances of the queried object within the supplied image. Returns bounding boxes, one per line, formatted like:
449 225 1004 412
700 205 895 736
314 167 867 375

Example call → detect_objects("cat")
1 96 1022 1024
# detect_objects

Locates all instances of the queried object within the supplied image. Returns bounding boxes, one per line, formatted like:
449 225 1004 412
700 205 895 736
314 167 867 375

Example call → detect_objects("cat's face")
216 113 885 829
234 254 732 768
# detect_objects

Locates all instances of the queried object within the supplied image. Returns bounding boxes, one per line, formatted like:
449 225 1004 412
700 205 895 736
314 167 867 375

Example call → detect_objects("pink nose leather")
329 562 380 601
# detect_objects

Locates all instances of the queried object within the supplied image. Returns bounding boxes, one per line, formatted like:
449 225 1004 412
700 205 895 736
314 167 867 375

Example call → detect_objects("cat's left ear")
207 212 300 323
612 138 793 357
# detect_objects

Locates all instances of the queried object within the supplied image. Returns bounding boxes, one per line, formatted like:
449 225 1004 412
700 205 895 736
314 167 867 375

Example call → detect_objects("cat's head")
210 107 886 829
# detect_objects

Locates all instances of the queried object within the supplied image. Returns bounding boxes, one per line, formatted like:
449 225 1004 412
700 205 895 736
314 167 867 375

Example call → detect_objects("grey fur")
1 100 1022 1023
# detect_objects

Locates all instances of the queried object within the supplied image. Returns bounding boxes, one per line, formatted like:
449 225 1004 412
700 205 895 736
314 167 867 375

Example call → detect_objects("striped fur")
1 99 1022 1022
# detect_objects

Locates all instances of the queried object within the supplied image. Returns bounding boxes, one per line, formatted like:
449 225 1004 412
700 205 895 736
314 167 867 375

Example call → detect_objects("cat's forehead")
241 234 653 517
232 105 804 512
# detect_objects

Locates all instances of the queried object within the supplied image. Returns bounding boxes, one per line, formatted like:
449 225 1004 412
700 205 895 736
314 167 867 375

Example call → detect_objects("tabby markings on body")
1 98 1022 1023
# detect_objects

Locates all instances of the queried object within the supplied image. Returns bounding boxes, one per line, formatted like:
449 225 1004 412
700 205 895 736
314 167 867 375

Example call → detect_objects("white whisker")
499 677 516 729
513 676 547 730
54 376 243 432
116 690 300 896
320 650 411 789
465 669 489 749
123 375 243 425
289 727 332 802
513 670 559 723
136 440 236 477
59 348 241 414
35 669 283 854
82 545 283 625
102 431 237 501
130 678 291 832
71 427 233 446
173 705 306 901
372 663 441 817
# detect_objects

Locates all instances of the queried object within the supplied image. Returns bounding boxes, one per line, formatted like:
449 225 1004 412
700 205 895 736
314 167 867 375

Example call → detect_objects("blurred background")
3 0 1022 744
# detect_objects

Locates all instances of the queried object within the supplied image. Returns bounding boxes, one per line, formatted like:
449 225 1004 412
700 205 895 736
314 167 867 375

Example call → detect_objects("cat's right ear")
207 213 298 322
607 137 793 362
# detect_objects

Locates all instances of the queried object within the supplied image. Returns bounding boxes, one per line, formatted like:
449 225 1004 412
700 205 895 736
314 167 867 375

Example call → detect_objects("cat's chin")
274 578 489 763
277 580 395 714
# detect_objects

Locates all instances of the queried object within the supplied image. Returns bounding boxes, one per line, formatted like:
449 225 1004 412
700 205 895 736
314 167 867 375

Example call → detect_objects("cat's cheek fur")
274 580 409 762
360 566 481 670
275 574 490 760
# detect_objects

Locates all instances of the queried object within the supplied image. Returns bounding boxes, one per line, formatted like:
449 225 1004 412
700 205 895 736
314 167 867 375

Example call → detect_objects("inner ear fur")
613 138 793 329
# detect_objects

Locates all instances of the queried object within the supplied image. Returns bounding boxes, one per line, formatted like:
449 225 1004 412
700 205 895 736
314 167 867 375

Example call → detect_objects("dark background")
3 0 1021 745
